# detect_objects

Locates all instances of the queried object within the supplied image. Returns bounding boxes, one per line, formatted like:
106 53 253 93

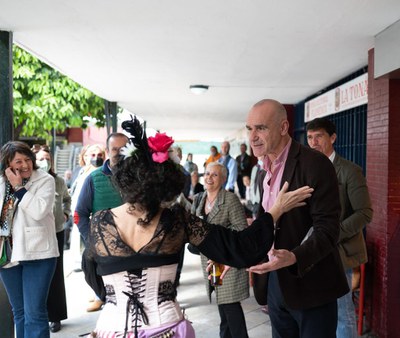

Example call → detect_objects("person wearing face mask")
74 134 128 312
0 141 58 338
70 144 105 217
34 146 71 333
90 154 105 167
69 144 105 271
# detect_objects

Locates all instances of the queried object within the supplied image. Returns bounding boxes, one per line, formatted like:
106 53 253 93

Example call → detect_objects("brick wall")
366 48 400 338
386 78 400 338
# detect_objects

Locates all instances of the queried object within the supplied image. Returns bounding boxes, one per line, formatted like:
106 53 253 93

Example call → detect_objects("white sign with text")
304 73 368 122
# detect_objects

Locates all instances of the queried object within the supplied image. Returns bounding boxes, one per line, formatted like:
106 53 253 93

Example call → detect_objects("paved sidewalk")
52 247 272 337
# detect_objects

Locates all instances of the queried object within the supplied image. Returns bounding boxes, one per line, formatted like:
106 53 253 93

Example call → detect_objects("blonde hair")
78 145 91 167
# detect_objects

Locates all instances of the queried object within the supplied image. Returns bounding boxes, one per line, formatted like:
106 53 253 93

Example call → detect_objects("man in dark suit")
306 117 373 338
246 99 348 338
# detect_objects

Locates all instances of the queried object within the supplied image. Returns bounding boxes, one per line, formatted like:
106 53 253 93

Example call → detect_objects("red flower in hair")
148 133 174 163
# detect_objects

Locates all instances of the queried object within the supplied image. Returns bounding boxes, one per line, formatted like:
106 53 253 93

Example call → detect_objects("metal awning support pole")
104 100 118 136
0 30 14 146
104 100 111 136
0 30 15 338
110 102 117 133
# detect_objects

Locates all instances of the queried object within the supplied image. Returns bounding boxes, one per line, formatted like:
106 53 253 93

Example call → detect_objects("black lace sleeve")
183 209 275 268
82 211 108 302
81 248 106 302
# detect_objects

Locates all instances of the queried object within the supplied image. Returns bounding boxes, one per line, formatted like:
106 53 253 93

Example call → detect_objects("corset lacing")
122 271 148 338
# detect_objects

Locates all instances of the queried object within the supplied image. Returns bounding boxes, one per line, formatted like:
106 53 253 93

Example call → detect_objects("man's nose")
310 138 318 147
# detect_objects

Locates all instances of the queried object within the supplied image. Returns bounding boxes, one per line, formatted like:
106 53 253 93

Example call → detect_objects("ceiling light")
189 84 209 95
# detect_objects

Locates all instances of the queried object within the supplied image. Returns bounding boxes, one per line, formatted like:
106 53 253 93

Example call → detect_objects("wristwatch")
13 184 23 191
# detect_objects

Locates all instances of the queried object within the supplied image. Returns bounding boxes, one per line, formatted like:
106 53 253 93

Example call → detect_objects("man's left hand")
247 249 296 274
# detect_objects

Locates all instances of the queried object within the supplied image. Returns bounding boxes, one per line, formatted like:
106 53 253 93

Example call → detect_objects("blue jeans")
0 257 57 338
337 268 357 338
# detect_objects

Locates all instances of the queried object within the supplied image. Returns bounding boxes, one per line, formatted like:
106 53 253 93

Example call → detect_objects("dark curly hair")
0 141 39 176
112 150 186 225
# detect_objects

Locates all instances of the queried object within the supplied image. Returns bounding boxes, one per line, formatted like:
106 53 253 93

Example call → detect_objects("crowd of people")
0 98 372 338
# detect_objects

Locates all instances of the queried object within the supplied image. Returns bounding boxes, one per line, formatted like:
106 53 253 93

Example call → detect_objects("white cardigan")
0 169 59 264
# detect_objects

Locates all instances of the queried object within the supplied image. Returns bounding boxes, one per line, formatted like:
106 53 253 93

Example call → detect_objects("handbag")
0 195 18 268
0 237 12 268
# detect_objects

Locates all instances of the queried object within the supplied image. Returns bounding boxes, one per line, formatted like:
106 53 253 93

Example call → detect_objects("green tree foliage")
13 45 105 140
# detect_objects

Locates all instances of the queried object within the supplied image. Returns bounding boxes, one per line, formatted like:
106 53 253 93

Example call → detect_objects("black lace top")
88 205 274 276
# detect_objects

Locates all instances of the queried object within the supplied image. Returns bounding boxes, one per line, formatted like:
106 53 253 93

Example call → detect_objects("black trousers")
267 271 337 338
47 230 68 322
217 302 249 338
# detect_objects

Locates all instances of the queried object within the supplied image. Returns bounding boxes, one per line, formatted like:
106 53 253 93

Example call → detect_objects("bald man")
246 99 348 338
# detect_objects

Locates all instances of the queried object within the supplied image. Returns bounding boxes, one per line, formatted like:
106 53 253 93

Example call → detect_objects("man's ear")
281 120 289 135
331 133 337 145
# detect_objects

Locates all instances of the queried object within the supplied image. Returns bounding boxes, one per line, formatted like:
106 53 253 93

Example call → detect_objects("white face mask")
36 159 51 172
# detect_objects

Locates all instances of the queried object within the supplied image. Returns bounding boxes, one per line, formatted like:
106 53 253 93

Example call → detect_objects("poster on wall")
304 73 368 122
